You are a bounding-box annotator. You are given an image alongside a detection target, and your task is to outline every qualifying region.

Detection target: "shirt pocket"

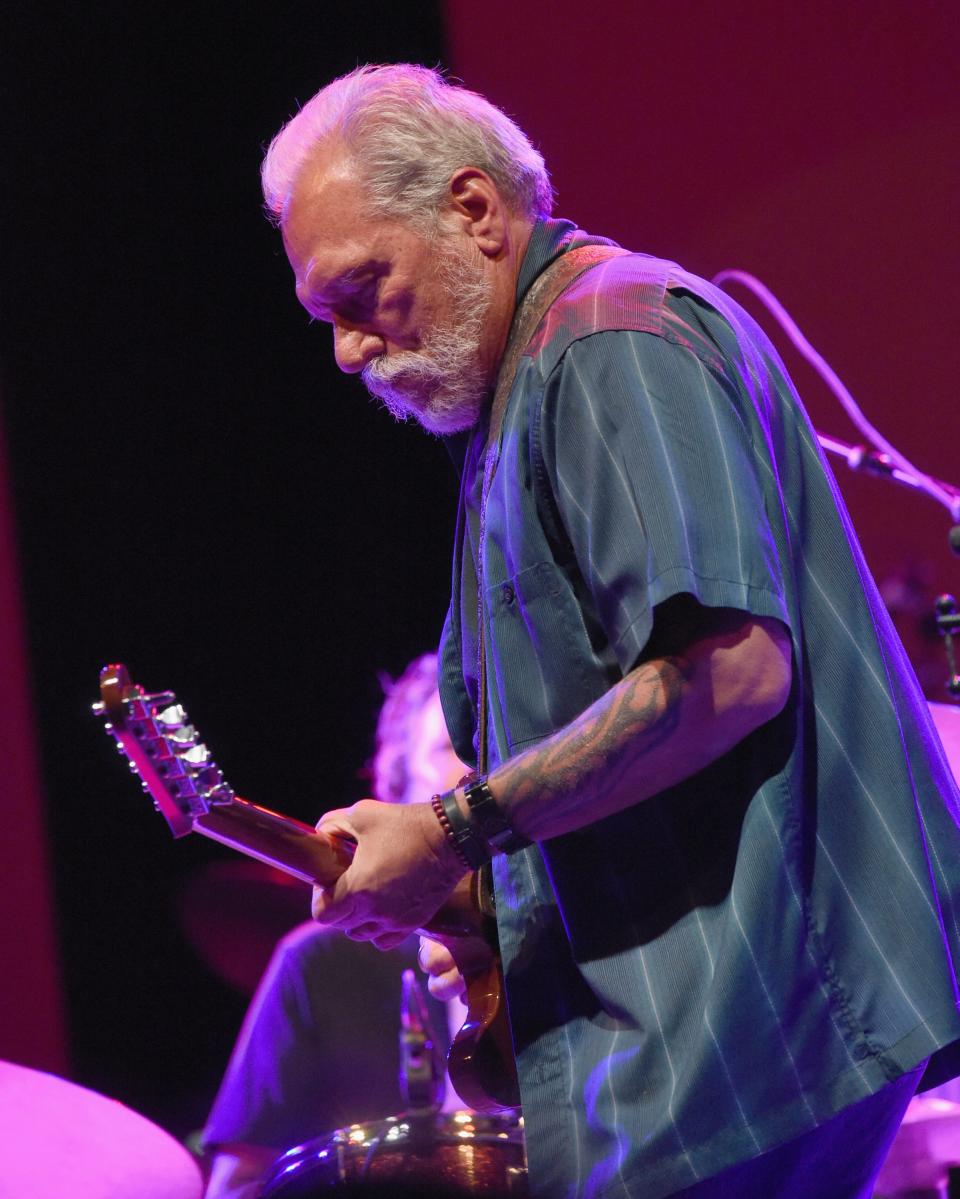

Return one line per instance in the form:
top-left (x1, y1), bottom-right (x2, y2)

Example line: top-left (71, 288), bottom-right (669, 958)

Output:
top-left (484, 559), bottom-right (613, 755)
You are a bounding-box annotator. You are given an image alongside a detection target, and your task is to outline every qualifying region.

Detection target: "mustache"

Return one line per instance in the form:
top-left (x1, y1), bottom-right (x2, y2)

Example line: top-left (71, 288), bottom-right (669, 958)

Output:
top-left (361, 351), bottom-right (446, 401)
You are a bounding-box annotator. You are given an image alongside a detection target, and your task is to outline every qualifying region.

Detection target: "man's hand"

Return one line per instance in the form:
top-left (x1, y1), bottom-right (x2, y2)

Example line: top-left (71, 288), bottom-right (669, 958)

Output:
top-left (312, 799), bottom-right (469, 950)
top-left (418, 936), bottom-right (468, 1001)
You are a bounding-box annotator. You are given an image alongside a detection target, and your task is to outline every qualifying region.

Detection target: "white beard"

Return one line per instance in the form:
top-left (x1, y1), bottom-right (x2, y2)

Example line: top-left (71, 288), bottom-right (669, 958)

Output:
top-left (361, 243), bottom-right (493, 435)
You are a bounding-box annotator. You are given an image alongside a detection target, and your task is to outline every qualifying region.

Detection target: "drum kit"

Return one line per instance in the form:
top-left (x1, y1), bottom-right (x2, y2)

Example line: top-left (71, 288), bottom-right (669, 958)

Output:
top-left (7, 1055), bottom-right (960, 1199)
top-left (0, 1056), bottom-right (525, 1199)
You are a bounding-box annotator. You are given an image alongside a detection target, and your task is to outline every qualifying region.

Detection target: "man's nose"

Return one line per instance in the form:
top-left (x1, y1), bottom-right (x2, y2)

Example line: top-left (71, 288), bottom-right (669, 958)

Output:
top-left (333, 324), bottom-right (383, 374)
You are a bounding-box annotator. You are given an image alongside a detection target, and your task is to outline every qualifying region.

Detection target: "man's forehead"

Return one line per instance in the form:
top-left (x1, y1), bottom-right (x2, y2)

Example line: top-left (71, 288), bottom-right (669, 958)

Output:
top-left (282, 166), bottom-right (369, 277)
top-left (286, 142), bottom-right (356, 203)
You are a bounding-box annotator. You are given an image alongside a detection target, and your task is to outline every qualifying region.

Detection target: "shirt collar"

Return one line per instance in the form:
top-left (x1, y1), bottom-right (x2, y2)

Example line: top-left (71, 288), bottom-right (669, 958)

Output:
top-left (515, 217), bottom-right (621, 306)
top-left (443, 218), bottom-right (620, 465)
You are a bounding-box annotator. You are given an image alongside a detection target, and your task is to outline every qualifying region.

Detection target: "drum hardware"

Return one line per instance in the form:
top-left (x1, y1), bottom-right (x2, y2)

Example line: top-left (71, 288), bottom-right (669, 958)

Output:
top-left (935, 595), bottom-right (960, 699)
top-left (261, 1108), bottom-right (526, 1196)
top-left (261, 969), bottom-right (527, 1196)
top-left (813, 427), bottom-right (960, 702)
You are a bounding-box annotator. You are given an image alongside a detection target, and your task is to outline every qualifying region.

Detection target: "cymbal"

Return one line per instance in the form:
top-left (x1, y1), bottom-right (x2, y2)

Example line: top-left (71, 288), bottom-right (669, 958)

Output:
top-left (0, 1060), bottom-right (202, 1198)
top-left (177, 859), bottom-right (313, 993)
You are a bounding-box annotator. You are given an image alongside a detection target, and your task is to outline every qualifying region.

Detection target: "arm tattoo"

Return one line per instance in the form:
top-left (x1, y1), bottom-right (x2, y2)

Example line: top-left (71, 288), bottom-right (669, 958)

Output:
top-left (494, 653), bottom-right (695, 837)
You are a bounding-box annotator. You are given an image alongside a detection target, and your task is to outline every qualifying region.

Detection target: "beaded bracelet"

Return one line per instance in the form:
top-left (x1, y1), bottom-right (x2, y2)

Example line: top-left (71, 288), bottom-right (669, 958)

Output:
top-left (431, 790), bottom-right (490, 871)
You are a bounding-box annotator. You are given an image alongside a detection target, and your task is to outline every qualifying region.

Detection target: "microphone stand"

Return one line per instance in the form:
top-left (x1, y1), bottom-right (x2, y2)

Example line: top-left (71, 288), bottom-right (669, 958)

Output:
top-left (817, 432), bottom-right (960, 700)
top-left (398, 968), bottom-right (445, 1117)
top-left (817, 433), bottom-right (960, 519)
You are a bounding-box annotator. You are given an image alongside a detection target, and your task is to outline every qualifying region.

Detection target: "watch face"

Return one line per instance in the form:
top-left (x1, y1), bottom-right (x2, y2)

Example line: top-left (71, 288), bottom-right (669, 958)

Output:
top-left (465, 779), bottom-right (531, 855)
top-left (467, 780), bottom-right (507, 836)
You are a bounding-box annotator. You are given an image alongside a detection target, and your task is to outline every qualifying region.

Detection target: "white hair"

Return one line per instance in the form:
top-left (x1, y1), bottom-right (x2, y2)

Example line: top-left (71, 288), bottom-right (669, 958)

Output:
top-left (261, 63), bottom-right (553, 229)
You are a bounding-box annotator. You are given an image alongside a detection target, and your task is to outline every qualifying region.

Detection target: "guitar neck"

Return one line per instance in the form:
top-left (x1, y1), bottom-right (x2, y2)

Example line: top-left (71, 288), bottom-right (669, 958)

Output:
top-left (188, 794), bottom-right (484, 942)
top-left (189, 795), bottom-right (353, 886)
top-left (94, 662), bottom-right (487, 943)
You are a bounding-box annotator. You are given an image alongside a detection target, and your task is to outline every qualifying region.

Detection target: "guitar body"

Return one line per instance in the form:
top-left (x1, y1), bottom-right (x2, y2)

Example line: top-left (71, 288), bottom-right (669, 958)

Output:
top-left (417, 871), bottom-right (518, 1113)
top-left (95, 664), bottom-right (519, 1113)
top-left (443, 942), bottom-right (517, 1113)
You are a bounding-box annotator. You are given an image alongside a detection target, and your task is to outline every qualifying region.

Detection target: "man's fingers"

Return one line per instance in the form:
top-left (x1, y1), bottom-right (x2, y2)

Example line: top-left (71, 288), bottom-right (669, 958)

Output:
top-left (343, 922), bottom-right (381, 941)
top-left (311, 882), bottom-right (357, 926)
top-left (308, 800), bottom-right (463, 950)
top-left (310, 885), bottom-right (331, 923)
top-left (315, 807), bottom-right (357, 838)
top-left (427, 967), bottom-right (466, 1002)
top-left (417, 936), bottom-right (456, 974)
top-left (417, 936), bottom-right (465, 1000)
top-left (372, 931), bottom-right (409, 951)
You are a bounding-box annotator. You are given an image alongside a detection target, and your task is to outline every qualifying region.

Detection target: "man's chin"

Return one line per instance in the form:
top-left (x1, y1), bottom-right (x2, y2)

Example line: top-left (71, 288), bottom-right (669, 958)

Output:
top-left (364, 382), bottom-right (481, 436)
top-left (416, 399), bottom-right (483, 436)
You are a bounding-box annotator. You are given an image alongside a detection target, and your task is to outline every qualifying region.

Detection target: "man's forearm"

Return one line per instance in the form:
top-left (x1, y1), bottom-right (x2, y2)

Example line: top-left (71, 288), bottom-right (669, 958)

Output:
top-left (475, 610), bottom-right (792, 845)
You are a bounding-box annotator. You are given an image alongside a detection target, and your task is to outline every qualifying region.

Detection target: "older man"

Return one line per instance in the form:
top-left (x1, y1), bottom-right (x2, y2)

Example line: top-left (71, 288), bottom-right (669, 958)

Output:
top-left (261, 65), bottom-right (960, 1198)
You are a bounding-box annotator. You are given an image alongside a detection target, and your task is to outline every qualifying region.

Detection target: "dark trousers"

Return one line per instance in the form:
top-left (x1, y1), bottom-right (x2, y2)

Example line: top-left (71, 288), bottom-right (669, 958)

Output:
top-left (669, 1065), bottom-right (924, 1199)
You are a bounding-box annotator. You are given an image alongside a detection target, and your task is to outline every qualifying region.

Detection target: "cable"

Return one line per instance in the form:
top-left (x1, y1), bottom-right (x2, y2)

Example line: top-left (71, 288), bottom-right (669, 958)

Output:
top-left (712, 268), bottom-right (960, 523)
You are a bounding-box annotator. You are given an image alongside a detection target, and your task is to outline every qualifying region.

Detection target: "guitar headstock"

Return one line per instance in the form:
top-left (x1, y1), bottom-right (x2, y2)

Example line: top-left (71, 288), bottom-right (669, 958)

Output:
top-left (93, 663), bottom-right (234, 837)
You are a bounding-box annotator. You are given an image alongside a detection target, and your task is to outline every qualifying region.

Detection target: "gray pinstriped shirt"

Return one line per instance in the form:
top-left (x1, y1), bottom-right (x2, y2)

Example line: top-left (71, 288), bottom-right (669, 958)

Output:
top-left (439, 219), bottom-right (960, 1198)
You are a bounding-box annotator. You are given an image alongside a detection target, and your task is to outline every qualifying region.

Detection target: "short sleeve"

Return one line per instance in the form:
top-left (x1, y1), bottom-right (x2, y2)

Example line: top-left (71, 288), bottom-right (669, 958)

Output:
top-left (538, 328), bottom-right (792, 672)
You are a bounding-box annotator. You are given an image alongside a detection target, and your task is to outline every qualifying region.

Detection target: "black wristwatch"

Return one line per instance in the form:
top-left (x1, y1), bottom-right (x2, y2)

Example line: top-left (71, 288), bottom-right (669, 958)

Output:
top-left (462, 774), bottom-right (532, 856)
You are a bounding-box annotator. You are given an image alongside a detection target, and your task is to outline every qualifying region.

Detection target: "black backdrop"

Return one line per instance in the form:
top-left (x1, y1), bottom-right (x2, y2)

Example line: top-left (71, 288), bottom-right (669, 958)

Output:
top-left (5, 2), bottom-right (451, 1133)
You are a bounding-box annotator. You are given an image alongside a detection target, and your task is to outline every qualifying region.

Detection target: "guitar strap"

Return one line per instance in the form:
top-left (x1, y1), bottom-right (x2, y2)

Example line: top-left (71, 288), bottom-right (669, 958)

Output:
top-left (476, 243), bottom-right (630, 775)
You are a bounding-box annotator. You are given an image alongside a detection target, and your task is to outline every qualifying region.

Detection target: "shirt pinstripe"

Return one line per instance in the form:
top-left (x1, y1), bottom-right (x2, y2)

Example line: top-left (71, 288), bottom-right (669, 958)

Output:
top-left (438, 220), bottom-right (960, 1198)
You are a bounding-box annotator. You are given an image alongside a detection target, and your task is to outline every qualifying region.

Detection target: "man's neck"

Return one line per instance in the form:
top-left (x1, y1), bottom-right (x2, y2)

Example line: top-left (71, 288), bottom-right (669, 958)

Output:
top-left (482, 216), bottom-right (535, 387)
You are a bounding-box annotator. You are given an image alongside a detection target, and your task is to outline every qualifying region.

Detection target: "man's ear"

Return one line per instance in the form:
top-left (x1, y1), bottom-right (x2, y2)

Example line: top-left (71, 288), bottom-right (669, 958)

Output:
top-left (446, 167), bottom-right (507, 258)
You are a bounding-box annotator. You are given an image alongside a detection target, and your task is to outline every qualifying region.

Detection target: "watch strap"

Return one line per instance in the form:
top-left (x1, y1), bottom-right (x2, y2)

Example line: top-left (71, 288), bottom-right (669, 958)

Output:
top-left (462, 774), bottom-right (531, 856)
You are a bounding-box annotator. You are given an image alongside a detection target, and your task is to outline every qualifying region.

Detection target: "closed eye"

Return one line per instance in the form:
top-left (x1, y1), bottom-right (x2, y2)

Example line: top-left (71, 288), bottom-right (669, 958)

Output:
top-left (305, 276), bottom-right (379, 327)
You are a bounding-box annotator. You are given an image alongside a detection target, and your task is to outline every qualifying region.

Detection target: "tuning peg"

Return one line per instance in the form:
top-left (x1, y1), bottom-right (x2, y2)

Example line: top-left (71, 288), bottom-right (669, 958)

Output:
top-left (180, 744), bottom-right (211, 767)
top-left (155, 704), bottom-right (187, 728)
top-left (166, 725), bottom-right (197, 747)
